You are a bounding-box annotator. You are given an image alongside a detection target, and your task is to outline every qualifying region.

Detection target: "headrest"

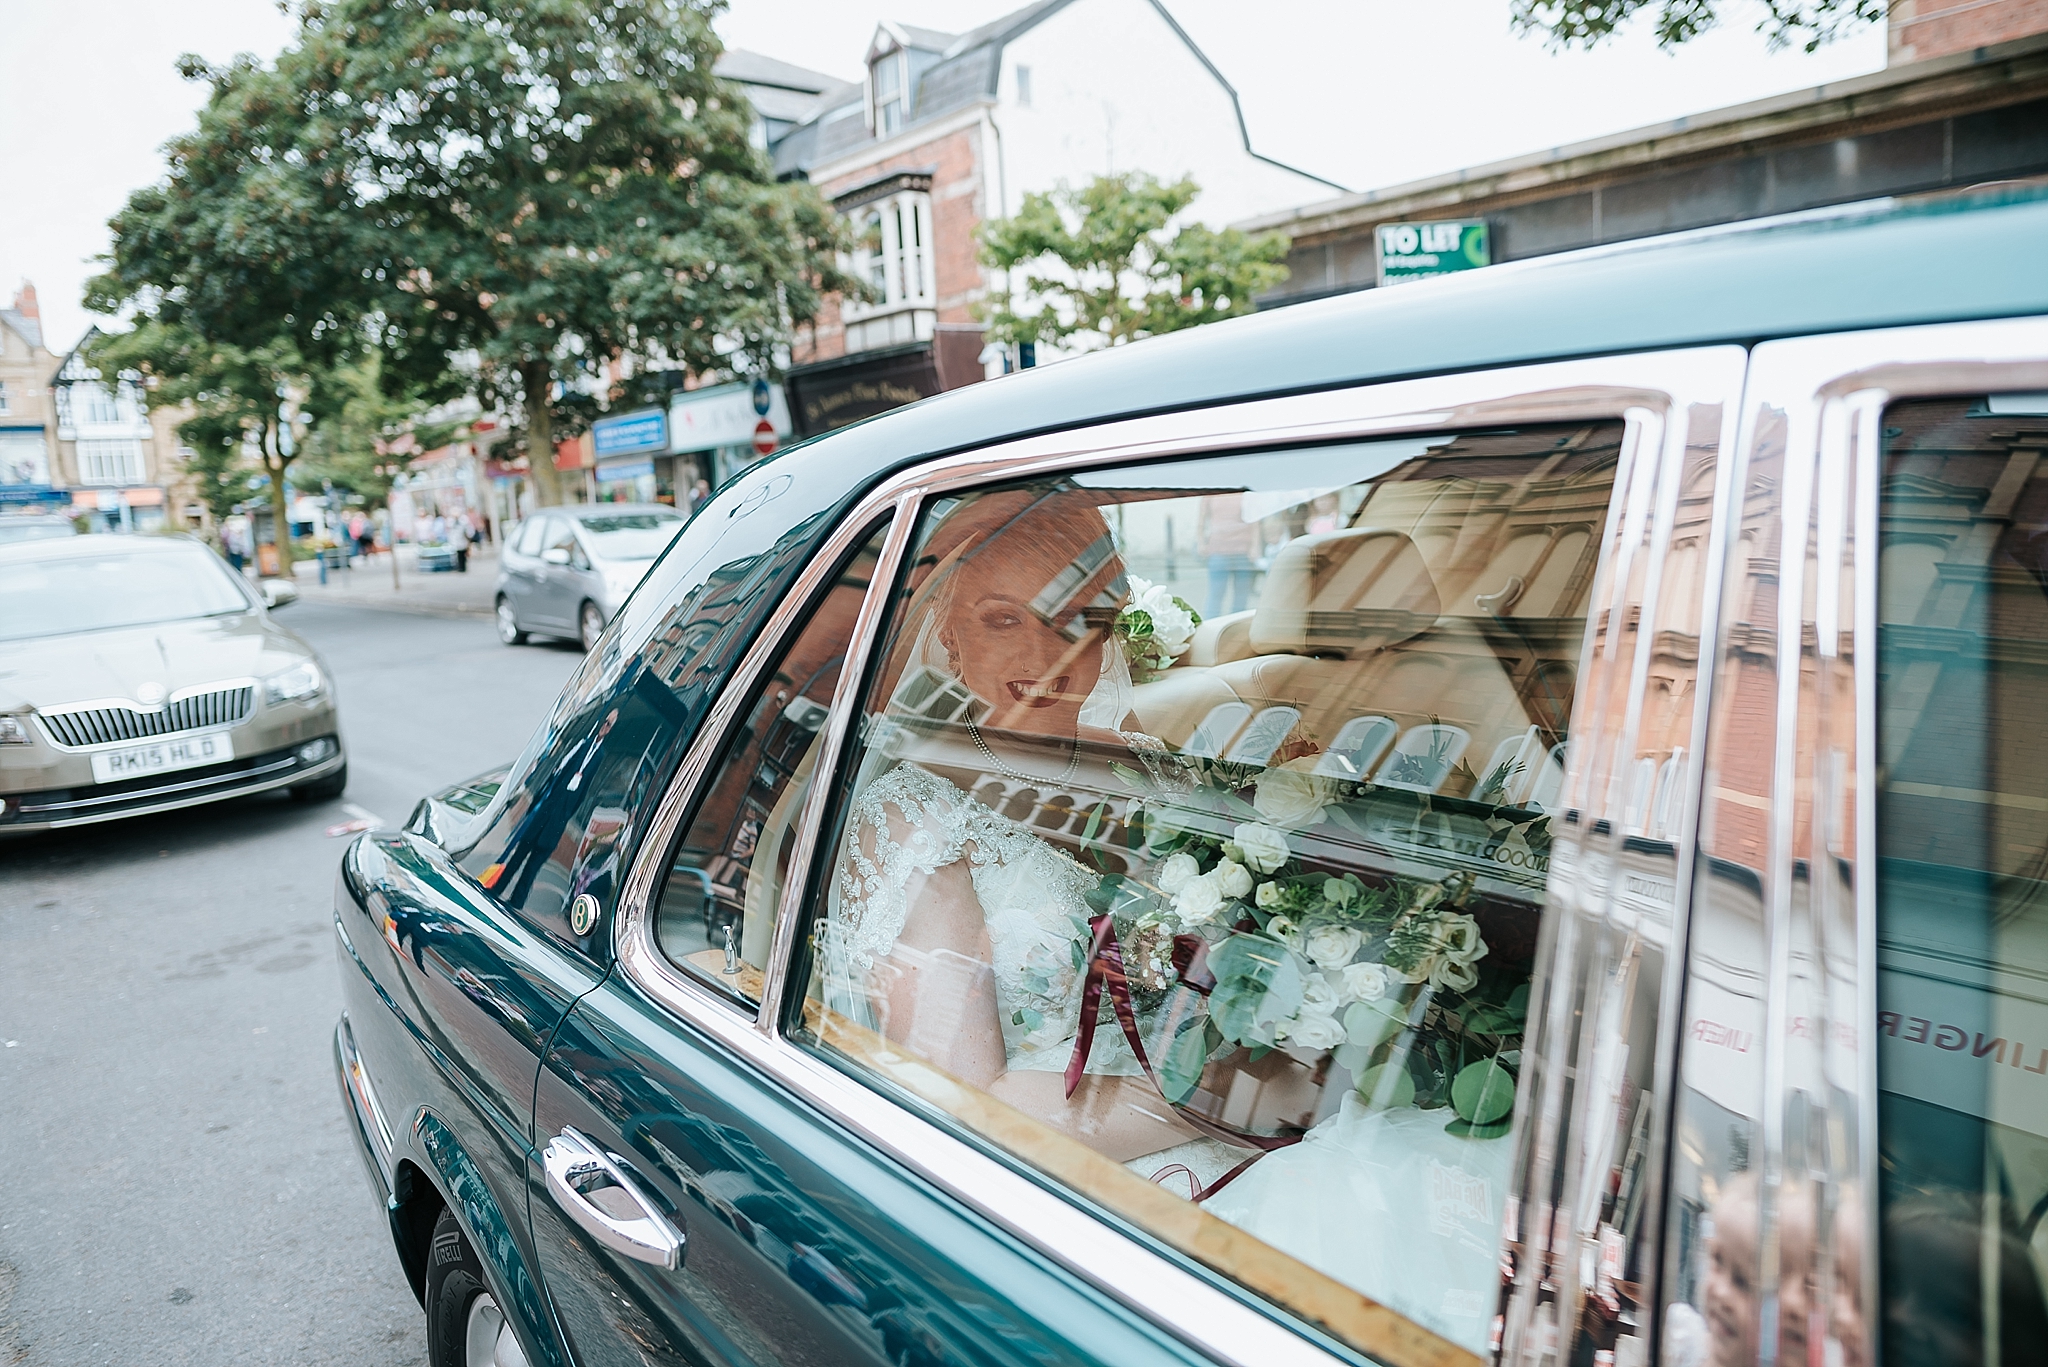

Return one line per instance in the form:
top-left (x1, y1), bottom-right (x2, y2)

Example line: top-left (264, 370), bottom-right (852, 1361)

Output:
top-left (1250, 529), bottom-right (1440, 659)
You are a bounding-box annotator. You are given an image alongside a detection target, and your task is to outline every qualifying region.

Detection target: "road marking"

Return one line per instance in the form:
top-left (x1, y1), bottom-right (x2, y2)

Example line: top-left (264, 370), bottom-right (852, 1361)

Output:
top-left (342, 802), bottom-right (386, 826)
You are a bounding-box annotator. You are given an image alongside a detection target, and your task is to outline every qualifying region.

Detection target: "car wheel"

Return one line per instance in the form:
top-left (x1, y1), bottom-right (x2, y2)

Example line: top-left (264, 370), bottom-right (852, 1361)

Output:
top-left (426, 1207), bottom-right (530, 1367)
top-left (578, 600), bottom-right (605, 652)
top-left (291, 763), bottom-right (347, 802)
top-left (496, 596), bottom-right (528, 646)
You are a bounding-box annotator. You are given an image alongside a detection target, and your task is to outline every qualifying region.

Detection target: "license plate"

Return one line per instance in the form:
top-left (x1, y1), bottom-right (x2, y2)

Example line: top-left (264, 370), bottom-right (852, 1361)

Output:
top-left (89, 731), bottom-right (235, 784)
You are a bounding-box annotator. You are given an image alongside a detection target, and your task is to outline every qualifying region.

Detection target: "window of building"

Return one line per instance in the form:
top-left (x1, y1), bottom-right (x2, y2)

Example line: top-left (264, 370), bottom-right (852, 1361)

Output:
top-left (871, 46), bottom-right (906, 137)
top-left (77, 438), bottom-right (145, 486)
top-left (1874, 395), bottom-right (2048, 1363)
top-left (0, 381), bottom-right (11, 415)
top-left (846, 191), bottom-right (933, 316)
top-left (795, 425), bottom-right (1637, 1355)
top-left (81, 384), bottom-right (122, 425)
top-left (1015, 64), bottom-right (1032, 107)
top-left (650, 521), bottom-right (890, 1007)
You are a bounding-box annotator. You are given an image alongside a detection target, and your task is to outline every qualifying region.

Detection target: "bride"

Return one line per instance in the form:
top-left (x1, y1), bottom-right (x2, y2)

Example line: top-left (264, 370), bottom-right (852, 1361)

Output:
top-left (821, 488), bottom-right (1250, 1183)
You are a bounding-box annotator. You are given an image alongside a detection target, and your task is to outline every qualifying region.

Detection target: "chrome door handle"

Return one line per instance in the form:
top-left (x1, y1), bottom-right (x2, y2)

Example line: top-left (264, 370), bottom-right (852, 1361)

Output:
top-left (542, 1128), bottom-right (684, 1269)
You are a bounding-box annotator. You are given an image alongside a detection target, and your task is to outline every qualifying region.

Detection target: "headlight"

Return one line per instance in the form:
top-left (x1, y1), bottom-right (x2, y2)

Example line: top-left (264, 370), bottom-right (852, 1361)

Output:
top-left (602, 569), bottom-right (640, 601)
top-left (265, 660), bottom-right (324, 705)
top-left (0, 716), bottom-right (31, 745)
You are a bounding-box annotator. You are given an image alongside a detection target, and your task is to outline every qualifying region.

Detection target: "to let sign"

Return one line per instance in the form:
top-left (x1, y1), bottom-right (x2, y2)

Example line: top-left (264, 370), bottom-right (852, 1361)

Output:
top-left (1376, 220), bottom-right (1491, 286)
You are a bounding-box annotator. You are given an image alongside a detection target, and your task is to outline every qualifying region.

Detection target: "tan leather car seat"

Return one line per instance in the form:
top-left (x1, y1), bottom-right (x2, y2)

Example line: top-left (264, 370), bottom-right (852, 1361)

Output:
top-left (1208, 528), bottom-right (1543, 798)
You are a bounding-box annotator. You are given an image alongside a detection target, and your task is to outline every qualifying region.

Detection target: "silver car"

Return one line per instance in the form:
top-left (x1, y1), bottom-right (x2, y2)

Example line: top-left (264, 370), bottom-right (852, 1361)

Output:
top-left (494, 503), bottom-right (685, 650)
top-left (0, 536), bottom-right (346, 832)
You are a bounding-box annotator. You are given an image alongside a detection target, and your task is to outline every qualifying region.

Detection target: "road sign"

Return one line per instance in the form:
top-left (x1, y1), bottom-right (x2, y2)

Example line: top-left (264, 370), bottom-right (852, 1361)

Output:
top-left (751, 376), bottom-right (772, 416)
top-left (752, 420), bottom-right (778, 457)
top-left (1376, 219), bottom-right (1490, 286)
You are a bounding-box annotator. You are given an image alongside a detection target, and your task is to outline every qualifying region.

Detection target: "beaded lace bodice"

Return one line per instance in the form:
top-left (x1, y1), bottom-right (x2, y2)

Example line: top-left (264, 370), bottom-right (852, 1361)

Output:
top-left (831, 762), bottom-right (1142, 1074)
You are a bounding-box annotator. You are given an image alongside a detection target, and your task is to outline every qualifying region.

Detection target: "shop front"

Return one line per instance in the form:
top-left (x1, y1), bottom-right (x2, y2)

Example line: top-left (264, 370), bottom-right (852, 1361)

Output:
top-left (69, 485), bottom-right (167, 533)
top-left (668, 378), bottom-right (793, 496)
top-left (592, 408), bottom-right (668, 503)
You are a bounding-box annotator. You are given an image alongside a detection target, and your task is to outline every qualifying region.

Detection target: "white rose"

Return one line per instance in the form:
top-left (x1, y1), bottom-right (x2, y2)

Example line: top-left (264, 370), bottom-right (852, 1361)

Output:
top-left (1301, 972), bottom-right (1340, 1013)
top-left (1280, 1008), bottom-right (1347, 1051)
top-left (1252, 766), bottom-right (1335, 830)
top-left (1323, 878), bottom-right (1356, 907)
top-left (1266, 915), bottom-right (1301, 948)
top-left (1304, 924), bottom-right (1363, 968)
top-left (1131, 577), bottom-right (1197, 660)
top-left (1156, 851), bottom-right (1200, 896)
top-left (1439, 913), bottom-right (1488, 966)
top-left (1173, 872), bottom-right (1225, 925)
top-left (1395, 952), bottom-right (1436, 985)
top-left (1429, 956), bottom-right (1481, 993)
top-left (1214, 858), bottom-right (1253, 899)
top-left (1341, 960), bottom-right (1392, 1002)
top-left (1231, 822), bottom-right (1290, 874)
top-left (1254, 880), bottom-right (1282, 908)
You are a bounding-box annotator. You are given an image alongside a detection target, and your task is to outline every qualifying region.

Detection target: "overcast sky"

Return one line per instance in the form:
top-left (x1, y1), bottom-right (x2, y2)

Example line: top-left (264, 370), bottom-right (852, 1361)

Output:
top-left (0, 0), bottom-right (1886, 356)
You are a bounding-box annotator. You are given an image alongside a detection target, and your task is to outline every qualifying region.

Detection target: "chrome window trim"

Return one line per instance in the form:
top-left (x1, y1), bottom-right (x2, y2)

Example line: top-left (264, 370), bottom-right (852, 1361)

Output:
top-left (1727, 315), bottom-right (2048, 1362)
top-left (612, 347), bottom-right (1752, 1367)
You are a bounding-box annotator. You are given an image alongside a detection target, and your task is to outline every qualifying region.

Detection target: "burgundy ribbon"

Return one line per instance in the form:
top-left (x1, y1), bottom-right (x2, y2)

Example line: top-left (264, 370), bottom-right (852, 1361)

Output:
top-left (1064, 912), bottom-right (1303, 1156)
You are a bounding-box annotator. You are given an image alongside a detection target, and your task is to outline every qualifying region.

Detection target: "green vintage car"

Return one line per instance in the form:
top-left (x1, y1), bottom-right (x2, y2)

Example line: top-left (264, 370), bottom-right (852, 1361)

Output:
top-left (336, 183), bottom-right (2048, 1367)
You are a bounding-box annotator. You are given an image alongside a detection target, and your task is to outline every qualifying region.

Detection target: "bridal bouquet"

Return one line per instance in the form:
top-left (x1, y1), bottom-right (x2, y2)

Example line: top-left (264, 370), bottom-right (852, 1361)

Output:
top-left (1083, 759), bottom-right (1536, 1139)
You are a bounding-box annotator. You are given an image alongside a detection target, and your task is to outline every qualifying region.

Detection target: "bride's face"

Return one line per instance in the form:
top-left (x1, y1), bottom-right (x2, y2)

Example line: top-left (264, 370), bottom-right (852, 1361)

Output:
top-left (945, 565), bottom-right (1107, 737)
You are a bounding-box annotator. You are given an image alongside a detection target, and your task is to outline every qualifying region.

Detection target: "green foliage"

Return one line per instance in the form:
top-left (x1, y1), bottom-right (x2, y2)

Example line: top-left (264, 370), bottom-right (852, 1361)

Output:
top-left (86, 41), bottom-right (368, 568)
top-left (284, 0), bottom-right (859, 501)
top-left (977, 173), bottom-right (1289, 352)
top-left (291, 352), bottom-right (431, 503)
top-left (1510, 0), bottom-right (1883, 52)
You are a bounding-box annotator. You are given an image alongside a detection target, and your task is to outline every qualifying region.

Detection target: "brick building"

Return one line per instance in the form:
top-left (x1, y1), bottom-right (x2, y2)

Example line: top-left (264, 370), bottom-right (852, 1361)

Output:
top-left (1241, 2), bottom-right (2048, 308)
top-left (764, 0), bottom-right (1339, 438)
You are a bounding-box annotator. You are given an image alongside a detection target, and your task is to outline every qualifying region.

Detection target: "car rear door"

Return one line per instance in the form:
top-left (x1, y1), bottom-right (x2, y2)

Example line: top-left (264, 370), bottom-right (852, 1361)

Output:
top-left (1659, 315), bottom-right (2048, 1367)
top-left (525, 348), bottom-right (1750, 1367)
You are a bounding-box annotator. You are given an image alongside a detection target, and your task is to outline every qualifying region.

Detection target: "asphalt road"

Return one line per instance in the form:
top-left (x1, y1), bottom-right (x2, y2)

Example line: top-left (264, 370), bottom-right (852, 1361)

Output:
top-left (0, 602), bottom-right (585, 1366)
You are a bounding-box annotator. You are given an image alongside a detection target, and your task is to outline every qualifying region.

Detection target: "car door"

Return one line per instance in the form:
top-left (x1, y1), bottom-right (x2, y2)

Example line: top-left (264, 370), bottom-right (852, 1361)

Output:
top-left (504, 516), bottom-right (550, 625)
top-left (527, 349), bottom-right (1747, 1367)
top-left (1658, 316), bottom-right (2048, 1367)
top-left (337, 813), bottom-right (607, 1367)
top-left (533, 517), bottom-right (587, 631)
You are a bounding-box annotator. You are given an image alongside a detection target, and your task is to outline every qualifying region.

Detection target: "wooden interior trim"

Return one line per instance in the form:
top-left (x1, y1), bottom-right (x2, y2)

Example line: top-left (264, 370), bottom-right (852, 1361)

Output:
top-left (801, 1001), bottom-right (1485, 1367)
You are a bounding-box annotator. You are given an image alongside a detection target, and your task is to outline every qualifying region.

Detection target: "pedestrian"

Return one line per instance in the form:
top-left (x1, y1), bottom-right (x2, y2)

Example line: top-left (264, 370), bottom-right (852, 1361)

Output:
top-left (1198, 491), bottom-right (1260, 617)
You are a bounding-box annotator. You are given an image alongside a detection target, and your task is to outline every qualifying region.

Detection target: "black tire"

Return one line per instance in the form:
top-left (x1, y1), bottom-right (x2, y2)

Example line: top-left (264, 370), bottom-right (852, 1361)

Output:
top-left (291, 763), bottom-right (347, 802)
top-left (426, 1207), bottom-right (523, 1367)
top-left (578, 600), bottom-right (606, 652)
top-left (496, 595), bottom-right (528, 646)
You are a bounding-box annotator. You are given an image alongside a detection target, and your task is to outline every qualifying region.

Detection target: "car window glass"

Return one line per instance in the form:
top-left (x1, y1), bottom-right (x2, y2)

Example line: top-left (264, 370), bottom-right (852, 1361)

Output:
top-left (1874, 395), bottom-right (2048, 1364)
top-left (793, 426), bottom-right (1627, 1354)
top-left (651, 521), bottom-right (890, 1007)
top-left (0, 547), bottom-right (251, 641)
top-left (514, 518), bottom-right (545, 556)
top-left (549, 520), bottom-right (588, 570)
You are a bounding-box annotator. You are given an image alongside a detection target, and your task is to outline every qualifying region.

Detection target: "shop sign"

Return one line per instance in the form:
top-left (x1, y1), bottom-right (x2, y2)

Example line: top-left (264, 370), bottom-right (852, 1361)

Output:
top-left (593, 408), bottom-right (668, 458)
top-left (785, 345), bottom-right (941, 438)
top-left (596, 459), bottom-right (655, 483)
top-left (669, 380), bottom-right (790, 452)
top-left (1376, 219), bottom-right (1491, 286)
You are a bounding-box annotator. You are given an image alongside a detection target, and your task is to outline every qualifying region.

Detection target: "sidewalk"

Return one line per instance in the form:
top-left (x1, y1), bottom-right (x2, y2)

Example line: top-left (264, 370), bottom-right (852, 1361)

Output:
top-left (287, 545), bottom-right (500, 619)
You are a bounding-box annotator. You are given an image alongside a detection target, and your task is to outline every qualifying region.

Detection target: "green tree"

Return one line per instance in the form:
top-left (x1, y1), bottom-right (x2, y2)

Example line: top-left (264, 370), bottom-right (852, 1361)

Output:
top-left (292, 352), bottom-right (429, 506)
top-left (290, 0), bottom-right (858, 505)
top-left (1510, 0), bottom-right (1882, 51)
top-left (87, 46), bottom-right (366, 574)
top-left (977, 173), bottom-right (1290, 354)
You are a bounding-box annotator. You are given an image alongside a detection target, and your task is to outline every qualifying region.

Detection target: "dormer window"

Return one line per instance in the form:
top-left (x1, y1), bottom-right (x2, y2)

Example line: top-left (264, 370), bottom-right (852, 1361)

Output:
top-left (871, 46), bottom-right (907, 136)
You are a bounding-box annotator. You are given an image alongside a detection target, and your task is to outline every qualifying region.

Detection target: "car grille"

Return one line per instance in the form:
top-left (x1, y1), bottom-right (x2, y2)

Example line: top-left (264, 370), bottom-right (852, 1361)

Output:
top-left (38, 686), bottom-right (256, 748)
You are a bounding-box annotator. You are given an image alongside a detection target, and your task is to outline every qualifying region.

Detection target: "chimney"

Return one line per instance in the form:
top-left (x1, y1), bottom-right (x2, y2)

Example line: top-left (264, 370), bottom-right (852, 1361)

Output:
top-left (1890, 0), bottom-right (2048, 65)
top-left (11, 281), bottom-right (38, 318)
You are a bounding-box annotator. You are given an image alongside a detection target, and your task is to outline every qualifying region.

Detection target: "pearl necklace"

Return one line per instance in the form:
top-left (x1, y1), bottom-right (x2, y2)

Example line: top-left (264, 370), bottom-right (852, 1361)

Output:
top-left (964, 717), bottom-right (1081, 787)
